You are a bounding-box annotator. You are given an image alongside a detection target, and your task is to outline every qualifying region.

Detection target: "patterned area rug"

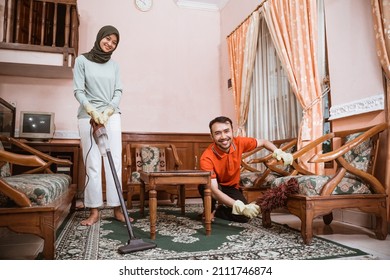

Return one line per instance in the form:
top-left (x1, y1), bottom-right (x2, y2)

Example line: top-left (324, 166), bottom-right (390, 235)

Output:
top-left (55, 204), bottom-right (371, 260)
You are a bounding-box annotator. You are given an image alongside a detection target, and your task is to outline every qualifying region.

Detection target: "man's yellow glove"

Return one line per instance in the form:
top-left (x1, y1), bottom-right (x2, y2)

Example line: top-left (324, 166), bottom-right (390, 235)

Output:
top-left (232, 200), bottom-right (260, 219)
top-left (272, 149), bottom-right (293, 166)
top-left (101, 107), bottom-right (115, 125)
top-left (84, 103), bottom-right (102, 124)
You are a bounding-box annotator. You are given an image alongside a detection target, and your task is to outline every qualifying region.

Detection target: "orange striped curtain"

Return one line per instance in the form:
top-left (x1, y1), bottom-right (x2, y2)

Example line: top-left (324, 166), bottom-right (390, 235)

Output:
top-left (227, 18), bottom-right (250, 134)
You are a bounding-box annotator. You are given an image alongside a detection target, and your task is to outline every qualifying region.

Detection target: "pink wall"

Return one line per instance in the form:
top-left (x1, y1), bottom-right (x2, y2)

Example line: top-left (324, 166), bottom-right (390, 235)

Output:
top-left (325, 0), bottom-right (384, 108)
top-left (324, 0), bottom-right (385, 130)
top-left (0, 0), bottom-right (222, 135)
top-left (0, 0), bottom-right (386, 137)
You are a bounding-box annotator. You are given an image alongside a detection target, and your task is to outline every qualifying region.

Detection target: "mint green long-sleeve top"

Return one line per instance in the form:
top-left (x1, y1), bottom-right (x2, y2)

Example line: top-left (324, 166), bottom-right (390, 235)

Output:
top-left (73, 55), bottom-right (123, 119)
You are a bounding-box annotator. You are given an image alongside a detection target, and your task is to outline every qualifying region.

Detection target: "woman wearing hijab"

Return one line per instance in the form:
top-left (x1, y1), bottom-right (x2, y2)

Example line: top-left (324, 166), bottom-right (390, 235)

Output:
top-left (74, 25), bottom-right (128, 226)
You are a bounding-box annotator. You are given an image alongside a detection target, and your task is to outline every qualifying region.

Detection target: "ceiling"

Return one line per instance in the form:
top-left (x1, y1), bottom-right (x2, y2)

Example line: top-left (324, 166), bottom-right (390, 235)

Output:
top-left (174, 0), bottom-right (230, 11)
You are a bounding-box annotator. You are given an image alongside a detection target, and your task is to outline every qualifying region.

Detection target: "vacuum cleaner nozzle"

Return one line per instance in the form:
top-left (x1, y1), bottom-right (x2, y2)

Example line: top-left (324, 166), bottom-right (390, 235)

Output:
top-left (118, 238), bottom-right (157, 254)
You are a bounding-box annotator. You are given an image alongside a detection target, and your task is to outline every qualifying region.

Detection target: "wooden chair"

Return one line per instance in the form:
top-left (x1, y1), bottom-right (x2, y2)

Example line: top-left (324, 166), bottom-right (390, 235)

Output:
top-left (260, 123), bottom-right (388, 245)
top-left (122, 143), bottom-right (183, 208)
top-left (0, 136), bottom-right (76, 259)
top-left (240, 138), bottom-right (297, 202)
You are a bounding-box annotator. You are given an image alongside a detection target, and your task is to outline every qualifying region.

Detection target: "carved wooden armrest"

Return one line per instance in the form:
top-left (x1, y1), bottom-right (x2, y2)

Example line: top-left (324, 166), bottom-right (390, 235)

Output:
top-left (169, 144), bottom-right (183, 169)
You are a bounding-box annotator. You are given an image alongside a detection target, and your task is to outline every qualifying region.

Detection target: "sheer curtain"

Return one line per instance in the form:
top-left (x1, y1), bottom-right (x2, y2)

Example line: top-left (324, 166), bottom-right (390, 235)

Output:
top-left (247, 13), bottom-right (302, 141)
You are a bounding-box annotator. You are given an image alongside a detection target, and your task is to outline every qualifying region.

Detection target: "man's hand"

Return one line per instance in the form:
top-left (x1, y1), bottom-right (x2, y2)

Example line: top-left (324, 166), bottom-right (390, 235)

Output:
top-left (272, 149), bottom-right (293, 166)
top-left (101, 107), bottom-right (114, 125)
top-left (232, 200), bottom-right (260, 218)
top-left (84, 103), bottom-right (102, 124)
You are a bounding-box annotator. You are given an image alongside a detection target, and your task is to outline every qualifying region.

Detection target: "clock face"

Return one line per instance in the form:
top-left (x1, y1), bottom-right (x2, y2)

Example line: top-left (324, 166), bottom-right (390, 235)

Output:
top-left (135, 0), bottom-right (153, 12)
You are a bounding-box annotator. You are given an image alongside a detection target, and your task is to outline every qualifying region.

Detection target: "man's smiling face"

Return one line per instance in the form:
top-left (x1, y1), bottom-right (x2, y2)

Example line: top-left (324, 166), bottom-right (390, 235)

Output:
top-left (210, 121), bottom-right (233, 153)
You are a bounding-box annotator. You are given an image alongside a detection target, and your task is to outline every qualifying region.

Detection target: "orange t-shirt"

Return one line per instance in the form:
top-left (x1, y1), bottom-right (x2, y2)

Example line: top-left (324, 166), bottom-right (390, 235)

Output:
top-left (200, 137), bottom-right (257, 189)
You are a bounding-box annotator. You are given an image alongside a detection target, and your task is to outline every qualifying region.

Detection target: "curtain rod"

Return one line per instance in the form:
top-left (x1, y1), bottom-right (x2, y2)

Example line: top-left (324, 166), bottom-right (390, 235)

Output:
top-left (227, 0), bottom-right (268, 38)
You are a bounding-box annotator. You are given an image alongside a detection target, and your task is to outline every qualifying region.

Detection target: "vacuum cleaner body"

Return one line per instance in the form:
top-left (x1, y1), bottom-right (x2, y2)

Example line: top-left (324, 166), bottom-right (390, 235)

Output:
top-left (90, 119), bottom-right (157, 253)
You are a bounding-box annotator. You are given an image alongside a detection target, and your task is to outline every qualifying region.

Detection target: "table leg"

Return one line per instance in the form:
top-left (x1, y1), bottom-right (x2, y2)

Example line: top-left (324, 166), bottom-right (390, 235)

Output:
top-left (204, 183), bottom-right (212, 236)
top-left (179, 184), bottom-right (185, 215)
top-left (149, 185), bottom-right (157, 240)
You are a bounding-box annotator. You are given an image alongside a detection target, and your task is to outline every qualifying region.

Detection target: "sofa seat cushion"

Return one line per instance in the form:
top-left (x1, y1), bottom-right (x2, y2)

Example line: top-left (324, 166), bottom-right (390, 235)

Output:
top-left (270, 174), bottom-right (372, 196)
top-left (0, 173), bottom-right (72, 207)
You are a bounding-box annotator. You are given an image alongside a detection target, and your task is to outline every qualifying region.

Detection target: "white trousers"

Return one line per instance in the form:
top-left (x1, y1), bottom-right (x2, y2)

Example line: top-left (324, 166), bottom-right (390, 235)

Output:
top-left (78, 114), bottom-right (122, 208)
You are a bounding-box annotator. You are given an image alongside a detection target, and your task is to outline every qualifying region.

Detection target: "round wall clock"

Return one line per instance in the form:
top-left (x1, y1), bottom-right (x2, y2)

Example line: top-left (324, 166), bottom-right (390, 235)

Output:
top-left (135, 0), bottom-right (153, 12)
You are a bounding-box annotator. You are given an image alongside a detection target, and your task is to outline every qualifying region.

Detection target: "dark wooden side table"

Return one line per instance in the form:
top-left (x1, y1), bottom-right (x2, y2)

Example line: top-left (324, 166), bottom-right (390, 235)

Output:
top-left (139, 170), bottom-right (211, 240)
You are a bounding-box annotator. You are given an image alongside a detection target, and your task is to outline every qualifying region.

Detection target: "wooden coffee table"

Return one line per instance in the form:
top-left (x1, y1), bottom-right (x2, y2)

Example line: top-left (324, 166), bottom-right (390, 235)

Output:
top-left (139, 170), bottom-right (212, 240)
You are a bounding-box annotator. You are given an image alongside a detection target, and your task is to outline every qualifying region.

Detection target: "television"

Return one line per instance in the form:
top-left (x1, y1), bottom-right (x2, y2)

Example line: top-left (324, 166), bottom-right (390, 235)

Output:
top-left (0, 98), bottom-right (16, 138)
top-left (19, 111), bottom-right (55, 141)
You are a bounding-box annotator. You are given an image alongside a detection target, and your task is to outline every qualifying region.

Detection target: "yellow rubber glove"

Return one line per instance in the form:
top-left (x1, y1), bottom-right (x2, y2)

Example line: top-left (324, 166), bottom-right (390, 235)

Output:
top-left (101, 107), bottom-right (115, 125)
top-left (281, 152), bottom-right (293, 166)
top-left (272, 149), bottom-right (283, 160)
top-left (272, 149), bottom-right (293, 166)
top-left (242, 203), bottom-right (260, 218)
top-left (232, 200), bottom-right (260, 218)
top-left (84, 103), bottom-right (102, 124)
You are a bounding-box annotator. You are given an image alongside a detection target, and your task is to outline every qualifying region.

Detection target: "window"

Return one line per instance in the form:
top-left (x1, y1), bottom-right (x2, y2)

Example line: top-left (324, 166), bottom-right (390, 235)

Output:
top-left (246, 14), bottom-right (302, 141)
top-left (246, 0), bottom-right (330, 150)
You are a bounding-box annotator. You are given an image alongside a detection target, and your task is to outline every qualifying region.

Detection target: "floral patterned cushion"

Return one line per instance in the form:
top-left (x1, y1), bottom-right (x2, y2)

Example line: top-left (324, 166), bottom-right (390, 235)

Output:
top-left (0, 173), bottom-right (72, 207)
top-left (0, 141), bottom-right (11, 178)
top-left (270, 174), bottom-right (372, 196)
top-left (131, 171), bottom-right (141, 183)
top-left (343, 132), bottom-right (372, 172)
top-left (140, 147), bottom-right (160, 172)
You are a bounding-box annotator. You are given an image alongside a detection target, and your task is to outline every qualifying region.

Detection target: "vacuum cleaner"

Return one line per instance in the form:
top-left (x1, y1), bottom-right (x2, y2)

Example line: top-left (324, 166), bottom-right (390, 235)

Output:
top-left (90, 119), bottom-right (157, 253)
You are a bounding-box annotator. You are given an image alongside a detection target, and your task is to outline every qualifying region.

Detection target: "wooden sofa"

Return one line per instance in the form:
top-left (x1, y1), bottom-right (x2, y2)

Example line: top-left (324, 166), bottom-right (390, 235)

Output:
top-left (0, 136), bottom-right (76, 259)
top-left (259, 123), bottom-right (388, 244)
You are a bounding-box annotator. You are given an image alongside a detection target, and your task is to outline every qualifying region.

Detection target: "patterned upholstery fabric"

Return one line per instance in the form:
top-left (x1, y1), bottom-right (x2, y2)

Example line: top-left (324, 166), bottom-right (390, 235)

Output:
top-left (270, 174), bottom-right (371, 196)
top-left (0, 173), bottom-right (72, 206)
top-left (0, 141), bottom-right (11, 178)
top-left (141, 147), bottom-right (160, 172)
top-left (269, 132), bottom-right (374, 196)
top-left (131, 146), bottom-right (165, 183)
top-left (0, 140), bottom-right (72, 207)
top-left (343, 132), bottom-right (372, 172)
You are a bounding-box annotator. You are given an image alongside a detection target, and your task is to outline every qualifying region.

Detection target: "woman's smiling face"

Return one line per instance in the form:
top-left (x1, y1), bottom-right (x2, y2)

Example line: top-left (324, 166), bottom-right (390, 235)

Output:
top-left (100, 34), bottom-right (118, 53)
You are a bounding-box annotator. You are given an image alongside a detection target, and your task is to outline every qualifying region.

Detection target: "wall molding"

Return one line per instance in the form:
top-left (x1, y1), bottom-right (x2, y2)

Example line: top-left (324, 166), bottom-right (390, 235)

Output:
top-left (329, 94), bottom-right (385, 120)
top-left (174, 0), bottom-right (229, 11)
